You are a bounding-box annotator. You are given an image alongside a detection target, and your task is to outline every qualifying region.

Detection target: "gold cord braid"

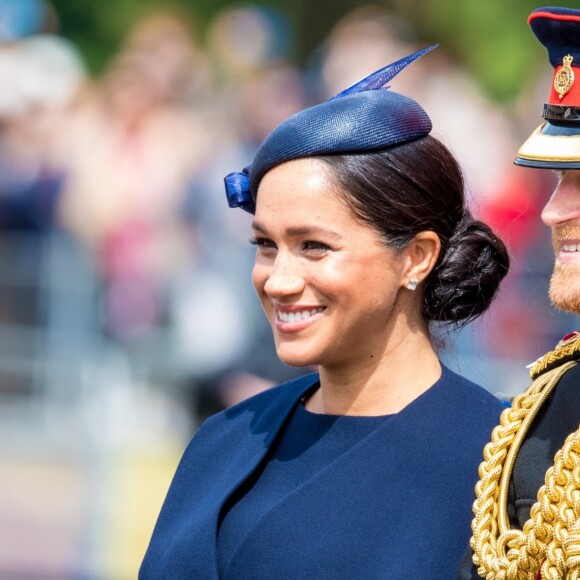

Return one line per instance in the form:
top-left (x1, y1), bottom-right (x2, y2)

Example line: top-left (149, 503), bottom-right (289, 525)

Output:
top-left (470, 360), bottom-right (580, 579)
top-left (530, 337), bottom-right (580, 380)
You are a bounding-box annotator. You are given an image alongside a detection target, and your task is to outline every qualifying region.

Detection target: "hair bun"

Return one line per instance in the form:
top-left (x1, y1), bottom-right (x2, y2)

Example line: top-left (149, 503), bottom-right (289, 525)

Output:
top-left (423, 214), bottom-right (509, 325)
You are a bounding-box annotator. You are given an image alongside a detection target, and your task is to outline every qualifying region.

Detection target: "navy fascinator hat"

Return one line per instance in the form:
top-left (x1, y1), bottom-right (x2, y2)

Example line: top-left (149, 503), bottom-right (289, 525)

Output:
top-left (224, 45), bottom-right (437, 214)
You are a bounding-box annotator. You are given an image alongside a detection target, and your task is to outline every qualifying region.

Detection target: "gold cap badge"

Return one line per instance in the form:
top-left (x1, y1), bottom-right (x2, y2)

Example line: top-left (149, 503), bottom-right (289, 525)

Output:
top-left (554, 54), bottom-right (575, 99)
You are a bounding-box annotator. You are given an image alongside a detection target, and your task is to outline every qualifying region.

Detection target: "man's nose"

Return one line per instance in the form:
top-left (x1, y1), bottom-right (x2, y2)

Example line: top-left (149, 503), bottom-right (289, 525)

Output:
top-left (541, 179), bottom-right (580, 227)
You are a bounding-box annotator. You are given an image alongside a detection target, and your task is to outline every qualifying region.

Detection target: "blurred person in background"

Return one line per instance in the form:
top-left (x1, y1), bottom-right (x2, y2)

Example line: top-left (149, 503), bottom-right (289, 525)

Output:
top-left (316, 4), bottom-right (518, 198)
top-left (140, 47), bottom-right (509, 579)
top-left (55, 11), bottom-right (213, 343)
top-left (0, 0), bottom-right (87, 366)
top-left (0, 0), bottom-right (84, 231)
top-left (463, 7), bottom-right (580, 579)
top-left (177, 5), bottom-right (309, 420)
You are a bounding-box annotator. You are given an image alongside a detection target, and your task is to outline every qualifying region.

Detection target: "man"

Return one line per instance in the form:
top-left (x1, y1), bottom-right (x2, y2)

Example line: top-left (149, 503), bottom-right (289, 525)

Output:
top-left (460, 6), bottom-right (580, 579)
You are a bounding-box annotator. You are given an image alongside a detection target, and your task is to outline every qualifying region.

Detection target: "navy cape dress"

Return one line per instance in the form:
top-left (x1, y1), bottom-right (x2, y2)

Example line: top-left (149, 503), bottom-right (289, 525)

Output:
top-left (140, 364), bottom-right (503, 580)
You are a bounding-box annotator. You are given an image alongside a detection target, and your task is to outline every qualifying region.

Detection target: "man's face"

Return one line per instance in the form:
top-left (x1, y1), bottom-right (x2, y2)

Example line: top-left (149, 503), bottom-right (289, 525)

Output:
top-left (541, 170), bottom-right (580, 312)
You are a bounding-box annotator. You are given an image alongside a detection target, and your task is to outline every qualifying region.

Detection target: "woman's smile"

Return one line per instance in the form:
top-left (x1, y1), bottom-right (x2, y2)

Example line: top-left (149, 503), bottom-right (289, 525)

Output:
top-left (275, 306), bottom-right (326, 331)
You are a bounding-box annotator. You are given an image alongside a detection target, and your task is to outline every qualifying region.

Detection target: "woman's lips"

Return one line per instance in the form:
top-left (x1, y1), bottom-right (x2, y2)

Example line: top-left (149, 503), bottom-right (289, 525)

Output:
top-left (274, 307), bottom-right (325, 331)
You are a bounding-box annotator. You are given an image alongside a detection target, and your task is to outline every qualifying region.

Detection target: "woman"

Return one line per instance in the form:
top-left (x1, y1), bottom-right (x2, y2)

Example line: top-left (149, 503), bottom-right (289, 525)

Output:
top-left (140, 47), bottom-right (509, 580)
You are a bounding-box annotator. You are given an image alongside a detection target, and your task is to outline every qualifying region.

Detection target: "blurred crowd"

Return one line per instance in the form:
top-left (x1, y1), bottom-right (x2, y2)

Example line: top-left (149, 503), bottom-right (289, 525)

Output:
top-left (0, 1), bottom-right (576, 578)
top-left (0, 1), bottom-right (309, 415)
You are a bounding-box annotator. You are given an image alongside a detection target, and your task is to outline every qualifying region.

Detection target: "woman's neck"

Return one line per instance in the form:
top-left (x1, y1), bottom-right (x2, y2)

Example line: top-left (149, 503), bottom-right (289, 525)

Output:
top-left (304, 328), bottom-right (441, 416)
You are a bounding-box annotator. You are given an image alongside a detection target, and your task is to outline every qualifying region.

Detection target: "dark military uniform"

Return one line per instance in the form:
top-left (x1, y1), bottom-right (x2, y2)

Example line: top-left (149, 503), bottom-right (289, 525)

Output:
top-left (458, 352), bottom-right (580, 578)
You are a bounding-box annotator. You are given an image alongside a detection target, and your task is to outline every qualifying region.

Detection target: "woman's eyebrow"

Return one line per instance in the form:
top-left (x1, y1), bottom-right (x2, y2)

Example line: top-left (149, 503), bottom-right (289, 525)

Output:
top-left (251, 222), bottom-right (343, 240)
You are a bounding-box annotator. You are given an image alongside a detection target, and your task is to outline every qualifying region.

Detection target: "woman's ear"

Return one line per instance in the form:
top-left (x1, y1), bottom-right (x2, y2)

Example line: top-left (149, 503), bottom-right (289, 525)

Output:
top-left (402, 231), bottom-right (441, 289)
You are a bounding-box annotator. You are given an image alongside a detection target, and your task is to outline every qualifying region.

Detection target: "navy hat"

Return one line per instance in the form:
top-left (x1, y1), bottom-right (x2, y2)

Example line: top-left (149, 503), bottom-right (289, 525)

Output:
top-left (224, 45), bottom-right (436, 214)
top-left (516, 7), bottom-right (580, 169)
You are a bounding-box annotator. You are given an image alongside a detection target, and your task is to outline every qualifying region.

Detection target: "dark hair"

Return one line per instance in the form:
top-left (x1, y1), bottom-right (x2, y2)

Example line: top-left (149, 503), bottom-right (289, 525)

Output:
top-left (316, 135), bottom-right (509, 326)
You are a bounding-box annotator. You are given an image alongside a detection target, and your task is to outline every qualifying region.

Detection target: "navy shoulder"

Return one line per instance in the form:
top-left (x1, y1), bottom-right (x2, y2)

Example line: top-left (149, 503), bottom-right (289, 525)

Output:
top-left (441, 364), bottom-right (504, 415)
top-left (175, 373), bottom-right (319, 477)
top-left (224, 372), bottom-right (319, 417)
top-left (196, 372), bottom-right (319, 432)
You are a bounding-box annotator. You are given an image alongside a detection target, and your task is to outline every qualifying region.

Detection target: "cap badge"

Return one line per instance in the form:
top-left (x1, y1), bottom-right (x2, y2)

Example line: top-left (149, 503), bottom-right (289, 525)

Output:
top-left (554, 54), bottom-right (575, 99)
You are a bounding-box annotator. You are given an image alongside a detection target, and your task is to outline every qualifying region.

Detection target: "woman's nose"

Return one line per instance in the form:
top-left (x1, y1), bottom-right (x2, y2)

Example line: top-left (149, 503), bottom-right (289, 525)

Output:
top-left (263, 256), bottom-right (305, 298)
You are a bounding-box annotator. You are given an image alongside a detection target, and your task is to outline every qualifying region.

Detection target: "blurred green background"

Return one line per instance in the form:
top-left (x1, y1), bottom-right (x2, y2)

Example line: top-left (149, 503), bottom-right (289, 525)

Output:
top-left (52, 0), bottom-right (580, 101)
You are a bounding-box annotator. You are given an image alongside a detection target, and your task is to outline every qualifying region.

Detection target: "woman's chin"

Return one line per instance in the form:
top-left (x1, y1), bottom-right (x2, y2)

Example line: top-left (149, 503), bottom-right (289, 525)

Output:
top-left (275, 347), bottom-right (319, 369)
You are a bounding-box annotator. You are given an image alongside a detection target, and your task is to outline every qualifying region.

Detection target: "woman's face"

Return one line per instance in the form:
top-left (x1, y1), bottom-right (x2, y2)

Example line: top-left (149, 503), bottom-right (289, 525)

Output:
top-left (252, 157), bottom-right (410, 371)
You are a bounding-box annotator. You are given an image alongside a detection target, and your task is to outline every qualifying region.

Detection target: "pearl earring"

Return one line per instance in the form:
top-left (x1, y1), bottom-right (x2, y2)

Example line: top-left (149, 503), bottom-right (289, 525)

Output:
top-left (406, 278), bottom-right (418, 291)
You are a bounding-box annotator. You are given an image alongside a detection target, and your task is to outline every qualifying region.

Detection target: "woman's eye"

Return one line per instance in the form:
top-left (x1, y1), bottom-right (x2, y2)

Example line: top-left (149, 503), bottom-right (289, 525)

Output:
top-left (302, 240), bottom-right (331, 252)
top-left (250, 237), bottom-right (330, 254)
top-left (250, 236), bottom-right (276, 250)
